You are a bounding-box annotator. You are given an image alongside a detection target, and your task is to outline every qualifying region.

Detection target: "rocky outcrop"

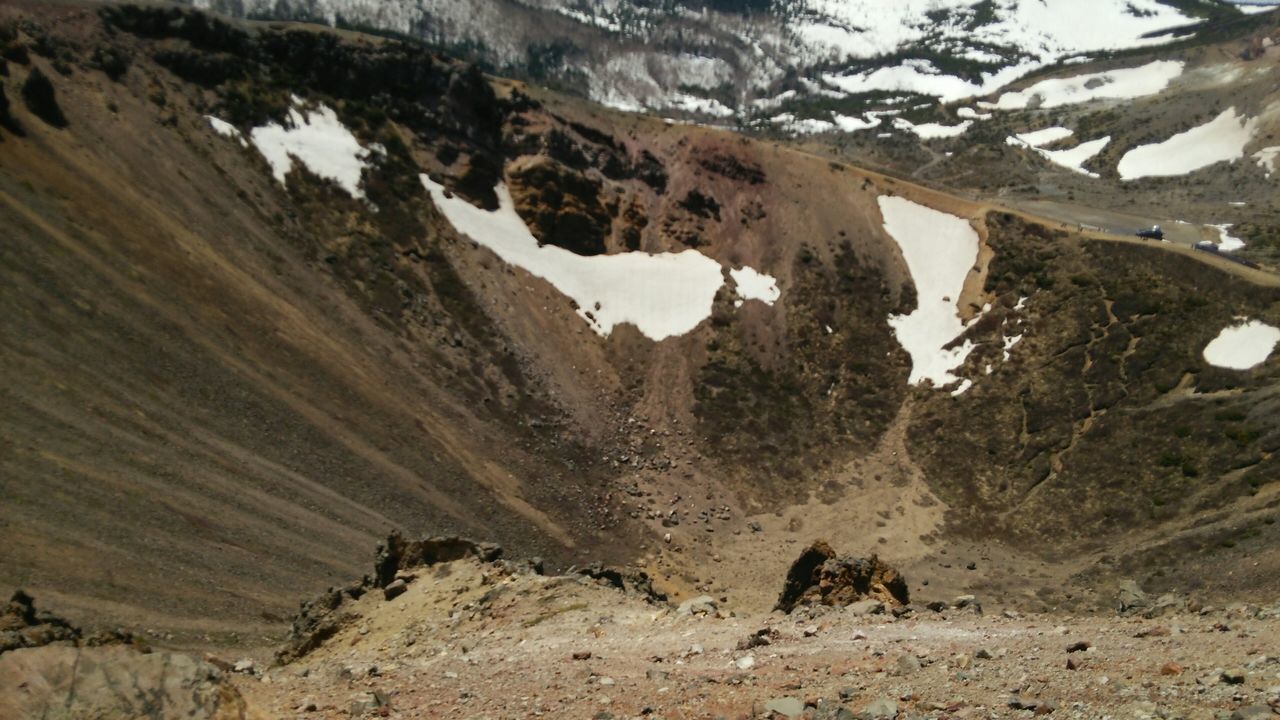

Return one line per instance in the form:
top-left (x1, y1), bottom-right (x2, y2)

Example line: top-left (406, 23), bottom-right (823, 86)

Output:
top-left (277, 533), bottom-right (503, 663)
top-left (507, 156), bottom-right (613, 256)
top-left (0, 644), bottom-right (248, 720)
top-left (1, 590), bottom-right (133, 656)
top-left (574, 562), bottom-right (667, 604)
top-left (698, 152), bottom-right (766, 185)
top-left (373, 532), bottom-right (503, 587)
top-left (775, 541), bottom-right (909, 613)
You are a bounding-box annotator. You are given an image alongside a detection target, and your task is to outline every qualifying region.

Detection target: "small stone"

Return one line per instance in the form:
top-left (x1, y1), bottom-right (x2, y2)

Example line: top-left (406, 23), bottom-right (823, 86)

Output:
top-left (975, 648), bottom-right (993, 660)
top-left (233, 659), bottom-right (255, 674)
top-left (1066, 641), bottom-right (1091, 653)
top-left (803, 625), bottom-right (819, 637)
top-left (1160, 662), bottom-right (1183, 676)
top-left (735, 655), bottom-right (756, 670)
top-left (896, 654), bottom-right (921, 676)
top-left (1066, 657), bottom-right (1081, 671)
top-left (1230, 707), bottom-right (1274, 720)
top-left (383, 579), bottom-right (407, 601)
top-left (847, 599), bottom-right (885, 616)
top-left (598, 677), bottom-right (615, 686)
top-left (1221, 668), bottom-right (1247, 685)
top-left (572, 651), bottom-right (592, 660)
top-left (677, 595), bottom-right (717, 616)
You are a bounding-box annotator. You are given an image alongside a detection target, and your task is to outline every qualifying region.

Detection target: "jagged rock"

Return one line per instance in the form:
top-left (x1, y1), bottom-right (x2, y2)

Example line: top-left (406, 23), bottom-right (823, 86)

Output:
top-left (575, 562), bottom-right (667, 603)
top-left (374, 532), bottom-right (502, 588)
top-left (697, 152), bottom-right (766, 185)
top-left (736, 628), bottom-right (776, 650)
top-left (774, 541), bottom-right (908, 613)
top-left (20, 68), bottom-right (67, 128)
top-left (678, 189), bottom-right (721, 221)
top-left (0, 644), bottom-right (247, 719)
top-left (507, 156), bottom-right (612, 255)
top-left (0, 590), bottom-right (115, 654)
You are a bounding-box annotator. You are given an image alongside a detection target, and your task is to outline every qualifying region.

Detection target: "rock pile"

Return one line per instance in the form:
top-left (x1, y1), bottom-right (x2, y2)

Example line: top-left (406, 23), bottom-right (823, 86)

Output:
top-left (774, 541), bottom-right (909, 613)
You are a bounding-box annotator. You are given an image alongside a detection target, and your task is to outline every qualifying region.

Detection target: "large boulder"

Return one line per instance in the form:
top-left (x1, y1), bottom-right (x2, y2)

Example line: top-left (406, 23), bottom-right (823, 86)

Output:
top-left (506, 156), bottom-right (612, 256)
top-left (775, 541), bottom-right (909, 613)
top-left (0, 644), bottom-right (247, 720)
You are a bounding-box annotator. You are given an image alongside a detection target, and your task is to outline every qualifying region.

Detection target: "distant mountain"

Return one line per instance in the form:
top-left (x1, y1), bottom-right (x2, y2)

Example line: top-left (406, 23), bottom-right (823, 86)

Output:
top-left (184, 0), bottom-right (1271, 123)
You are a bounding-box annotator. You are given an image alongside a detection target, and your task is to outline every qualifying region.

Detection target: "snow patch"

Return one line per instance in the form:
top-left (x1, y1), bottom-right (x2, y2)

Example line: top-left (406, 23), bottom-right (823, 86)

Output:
top-left (250, 102), bottom-right (372, 198)
top-left (893, 118), bottom-right (972, 139)
top-left (988, 60), bottom-right (1184, 111)
top-left (206, 116), bottom-right (246, 147)
top-left (1203, 320), bottom-right (1280, 370)
top-left (730, 266), bottom-right (781, 306)
top-left (878, 196), bottom-right (980, 389)
top-left (1210, 224), bottom-right (1246, 253)
top-left (1255, 146), bottom-right (1280, 178)
top-left (422, 176), bottom-right (737, 341)
top-left (1117, 108), bottom-right (1257, 181)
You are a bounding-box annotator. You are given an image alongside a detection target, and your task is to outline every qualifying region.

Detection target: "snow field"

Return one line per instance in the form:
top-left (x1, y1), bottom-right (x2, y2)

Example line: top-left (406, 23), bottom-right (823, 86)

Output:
top-left (422, 176), bottom-right (778, 341)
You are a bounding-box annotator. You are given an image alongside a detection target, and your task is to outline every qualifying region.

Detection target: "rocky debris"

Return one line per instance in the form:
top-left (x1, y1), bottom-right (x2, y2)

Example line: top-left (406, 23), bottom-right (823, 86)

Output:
top-left (1066, 641), bottom-right (1091, 653)
top-left (775, 542), bottom-right (908, 614)
top-left (951, 594), bottom-right (982, 614)
top-left (737, 627), bottom-right (778, 650)
top-left (0, 590), bottom-right (132, 655)
top-left (20, 67), bottom-right (67, 128)
top-left (0, 644), bottom-right (247, 719)
top-left (574, 562), bottom-right (667, 603)
top-left (1117, 579), bottom-right (1150, 616)
top-left (374, 532), bottom-right (502, 587)
top-left (506, 156), bottom-right (612, 255)
top-left (275, 579), bottom-right (369, 665)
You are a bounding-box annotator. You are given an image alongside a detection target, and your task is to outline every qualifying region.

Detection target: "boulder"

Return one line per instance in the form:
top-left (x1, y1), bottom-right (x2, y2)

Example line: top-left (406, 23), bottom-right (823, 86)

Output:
top-left (775, 541), bottom-right (908, 613)
top-left (764, 697), bottom-right (805, 717)
top-left (20, 68), bottom-right (67, 128)
top-left (1116, 579), bottom-right (1149, 616)
top-left (677, 595), bottom-right (717, 616)
top-left (0, 644), bottom-right (247, 719)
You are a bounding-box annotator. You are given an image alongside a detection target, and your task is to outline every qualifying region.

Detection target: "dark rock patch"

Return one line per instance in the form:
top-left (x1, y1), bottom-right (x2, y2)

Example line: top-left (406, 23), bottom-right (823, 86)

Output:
top-left (775, 541), bottom-right (909, 613)
top-left (21, 67), bottom-right (67, 128)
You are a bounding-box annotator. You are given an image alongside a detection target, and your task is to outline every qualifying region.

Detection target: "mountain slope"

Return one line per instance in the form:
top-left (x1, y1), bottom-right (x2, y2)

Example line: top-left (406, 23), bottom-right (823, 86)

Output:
top-left (1, 1), bottom-right (1279, 647)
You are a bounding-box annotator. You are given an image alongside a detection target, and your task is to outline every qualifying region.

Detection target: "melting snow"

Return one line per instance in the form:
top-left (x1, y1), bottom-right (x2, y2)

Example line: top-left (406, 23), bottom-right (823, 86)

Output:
top-left (206, 116), bottom-right (247, 147)
top-left (1210, 225), bottom-right (1246, 253)
top-left (730, 266), bottom-right (781, 305)
top-left (1002, 333), bottom-right (1024, 362)
top-left (1203, 320), bottom-right (1280, 370)
top-left (1255, 147), bottom-right (1280, 178)
top-left (878, 196), bottom-right (980, 389)
top-left (422, 176), bottom-right (778, 341)
top-left (1117, 107), bottom-right (1258, 181)
top-left (1007, 127), bottom-right (1110, 177)
top-left (986, 60), bottom-right (1184, 111)
top-left (956, 107), bottom-right (992, 121)
top-left (250, 102), bottom-right (372, 198)
top-left (893, 118), bottom-right (972, 139)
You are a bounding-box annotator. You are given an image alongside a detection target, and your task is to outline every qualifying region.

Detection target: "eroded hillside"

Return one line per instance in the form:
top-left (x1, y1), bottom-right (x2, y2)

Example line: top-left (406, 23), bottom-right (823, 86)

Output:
top-left (1, 1), bottom-right (1278, 651)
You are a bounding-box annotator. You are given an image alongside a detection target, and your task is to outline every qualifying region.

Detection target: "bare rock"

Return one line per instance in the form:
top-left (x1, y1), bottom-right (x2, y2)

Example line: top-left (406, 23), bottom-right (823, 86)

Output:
top-left (775, 541), bottom-right (908, 614)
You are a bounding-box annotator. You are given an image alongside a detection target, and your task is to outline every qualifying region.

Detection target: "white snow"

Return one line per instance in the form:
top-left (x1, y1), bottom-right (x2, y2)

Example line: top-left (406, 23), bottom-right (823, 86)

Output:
top-left (422, 176), bottom-right (733, 341)
top-left (893, 118), bottom-right (972, 139)
top-left (988, 60), bottom-right (1184, 111)
top-left (956, 107), bottom-right (992, 121)
top-left (1002, 333), bottom-right (1024, 362)
top-left (730, 266), bottom-right (781, 305)
top-left (1230, 2), bottom-right (1280, 14)
top-left (1211, 224), bottom-right (1246, 253)
top-left (250, 102), bottom-right (372, 198)
top-left (950, 379), bottom-right (974, 397)
top-left (1006, 127), bottom-right (1110, 177)
top-left (206, 116), bottom-right (247, 147)
top-left (1117, 108), bottom-right (1258, 181)
top-left (1255, 146), bottom-right (1280, 178)
top-left (1008, 127), bottom-right (1074, 148)
top-left (1014, 296), bottom-right (1029, 311)
top-left (878, 195), bottom-right (980, 389)
top-left (1203, 320), bottom-right (1280, 370)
